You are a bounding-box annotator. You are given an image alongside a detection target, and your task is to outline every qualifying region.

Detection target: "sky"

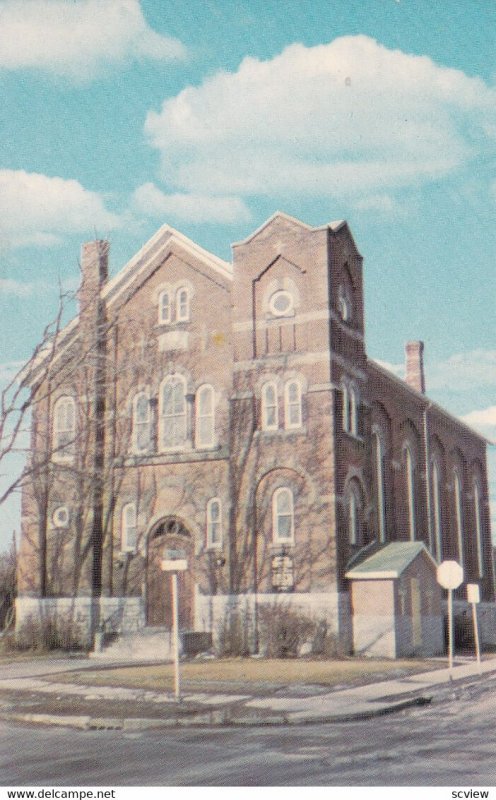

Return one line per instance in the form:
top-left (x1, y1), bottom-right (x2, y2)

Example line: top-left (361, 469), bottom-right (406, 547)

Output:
top-left (0, 0), bottom-right (495, 551)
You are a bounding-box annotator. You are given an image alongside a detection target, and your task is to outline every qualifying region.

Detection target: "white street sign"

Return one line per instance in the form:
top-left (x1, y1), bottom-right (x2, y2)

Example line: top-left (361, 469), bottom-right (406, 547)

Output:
top-left (437, 560), bottom-right (464, 590)
top-left (467, 583), bottom-right (480, 604)
top-left (161, 559), bottom-right (188, 572)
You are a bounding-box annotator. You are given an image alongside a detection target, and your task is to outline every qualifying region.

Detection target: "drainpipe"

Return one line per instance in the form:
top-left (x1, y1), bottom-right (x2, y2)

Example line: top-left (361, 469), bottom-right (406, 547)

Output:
top-left (423, 403), bottom-right (433, 554)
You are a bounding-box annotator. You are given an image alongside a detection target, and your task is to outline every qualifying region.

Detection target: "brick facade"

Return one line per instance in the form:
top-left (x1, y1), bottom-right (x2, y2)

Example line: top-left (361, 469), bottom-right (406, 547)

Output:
top-left (17, 213), bottom-right (495, 652)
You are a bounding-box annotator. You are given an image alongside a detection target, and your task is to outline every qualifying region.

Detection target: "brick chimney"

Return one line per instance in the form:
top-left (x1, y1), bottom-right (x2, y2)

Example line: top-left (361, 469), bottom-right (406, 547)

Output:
top-left (405, 340), bottom-right (425, 394)
top-left (78, 240), bottom-right (109, 319)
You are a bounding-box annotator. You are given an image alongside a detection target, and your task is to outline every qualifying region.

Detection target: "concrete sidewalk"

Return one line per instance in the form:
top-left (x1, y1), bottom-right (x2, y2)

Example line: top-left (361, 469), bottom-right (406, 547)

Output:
top-left (0, 656), bottom-right (494, 729)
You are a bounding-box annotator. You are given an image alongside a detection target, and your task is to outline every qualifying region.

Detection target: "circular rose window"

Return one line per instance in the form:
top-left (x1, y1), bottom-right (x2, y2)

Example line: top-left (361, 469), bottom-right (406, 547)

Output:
top-left (269, 290), bottom-right (294, 317)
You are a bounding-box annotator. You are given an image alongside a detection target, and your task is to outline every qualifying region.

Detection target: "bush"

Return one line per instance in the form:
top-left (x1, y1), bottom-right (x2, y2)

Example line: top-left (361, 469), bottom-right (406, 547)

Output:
top-left (15, 611), bottom-right (86, 652)
top-left (215, 603), bottom-right (253, 657)
top-left (258, 601), bottom-right (315, 658)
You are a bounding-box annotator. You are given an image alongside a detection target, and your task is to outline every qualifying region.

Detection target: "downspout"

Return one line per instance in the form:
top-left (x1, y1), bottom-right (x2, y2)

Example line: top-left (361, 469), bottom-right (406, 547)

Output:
top-left (423, 402), bottom-right (433, 554)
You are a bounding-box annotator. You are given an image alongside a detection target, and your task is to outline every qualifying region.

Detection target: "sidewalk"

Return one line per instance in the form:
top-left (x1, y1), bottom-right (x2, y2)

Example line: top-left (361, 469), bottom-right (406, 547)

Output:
top-left (0, 655), bottom-right (494, 729)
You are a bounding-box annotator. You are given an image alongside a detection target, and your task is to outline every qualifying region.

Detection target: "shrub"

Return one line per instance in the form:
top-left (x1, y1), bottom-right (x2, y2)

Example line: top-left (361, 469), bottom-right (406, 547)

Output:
top-left (258, 601), bottom-right (315, 658)
top-left (15, 611), bottom-right (86, 652)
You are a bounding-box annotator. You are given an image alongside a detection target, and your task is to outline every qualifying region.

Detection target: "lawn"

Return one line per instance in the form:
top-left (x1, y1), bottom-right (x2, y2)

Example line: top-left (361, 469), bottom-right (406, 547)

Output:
top-left (53, 656), bottom-right (446, 691)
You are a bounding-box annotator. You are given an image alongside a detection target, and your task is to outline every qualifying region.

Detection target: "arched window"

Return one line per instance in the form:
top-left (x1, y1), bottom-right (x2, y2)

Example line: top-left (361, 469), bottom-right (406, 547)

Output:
top-left (284, 380), bottom-right (302, 429)
top-left (373, 432), bottom-right (386, 543)
top-left (338, 285), bottom-right (351, 322)
top-left (454, 470), bottom-right (464, 569)
top-left (206, 497), bottom-right (222, 548)
top-left (121, 503), bottom-right (137, 552)
top-left (158, 290), bottom-right (171, 324)
top-left (196, 385), bottom-right (215, 448)
top-left (53, 396), bottom-right (76, 460)
top-left (347, 483), bottom-right (362, 545)
top-left (350, 385), bottom-right (359, 436)
top-left (405, 445), bottom-right (416, 540)
top-left (176, 287), bottom-right (190, 322)
top-left (432, 460), bottom-right (443, 561)
top-left (160, 375), bottom-right (187, 450)
top-left (341, 382), bottom-right (350, 432)
top-left (132, 392), bottom-right (151, 453)
top-left (272, 487), bottom-right (294, 543)
top-left (473, 480), bottom-right (484, 578)
top-left (262, 382), bottom-right (278, 430)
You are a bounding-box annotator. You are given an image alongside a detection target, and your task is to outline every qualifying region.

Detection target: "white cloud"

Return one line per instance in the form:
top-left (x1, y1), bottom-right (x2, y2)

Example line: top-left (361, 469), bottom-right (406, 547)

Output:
top-left (0, 0), bottom-right (185, 79)
top-left (144, 36), bottom-right (496, 209)
top-left (372, 358), bottom-right (405, 379)
top-left (0, 279), bottom-right (36, 297)
top-left (0, 169), bottom-right (121, 249)
top-left (132, 182), bottom-right (252, 225)
top-left (0, 360), bottom-right (24, 383)
top-left (426, 350), bottom-right (496, 392)
top-left (461, 406), bottom-right (496, 442)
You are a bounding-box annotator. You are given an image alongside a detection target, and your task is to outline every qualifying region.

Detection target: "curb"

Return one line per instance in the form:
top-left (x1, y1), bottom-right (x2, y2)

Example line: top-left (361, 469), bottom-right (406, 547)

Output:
top-left (0, 695), bottom-right (432, 730)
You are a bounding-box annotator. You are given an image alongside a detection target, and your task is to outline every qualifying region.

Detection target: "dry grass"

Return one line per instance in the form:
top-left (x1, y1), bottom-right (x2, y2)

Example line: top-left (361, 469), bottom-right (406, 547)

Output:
top-left (54, 657), bottom-right (446, 691)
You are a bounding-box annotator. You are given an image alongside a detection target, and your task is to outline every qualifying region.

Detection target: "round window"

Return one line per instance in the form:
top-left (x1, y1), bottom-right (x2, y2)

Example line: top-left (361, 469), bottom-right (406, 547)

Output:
top-left (269, 290), bottom-right (294, 317)
top-left (52, 506), bottom-right (70, 528)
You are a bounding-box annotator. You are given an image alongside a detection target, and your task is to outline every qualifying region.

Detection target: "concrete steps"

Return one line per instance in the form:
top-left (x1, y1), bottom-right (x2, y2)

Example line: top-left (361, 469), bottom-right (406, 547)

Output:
top-left (91, 628), bottom-right (174, 662)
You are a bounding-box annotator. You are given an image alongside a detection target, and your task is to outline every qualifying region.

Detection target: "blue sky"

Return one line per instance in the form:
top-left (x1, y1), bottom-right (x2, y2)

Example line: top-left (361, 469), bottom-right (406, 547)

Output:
top-left (0, 0), bottom-right (495, 550)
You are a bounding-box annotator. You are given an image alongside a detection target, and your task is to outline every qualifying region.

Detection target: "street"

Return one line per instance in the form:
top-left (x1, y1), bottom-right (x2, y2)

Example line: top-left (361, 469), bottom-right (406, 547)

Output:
top-left (2, 681), bottom-right (496, 786)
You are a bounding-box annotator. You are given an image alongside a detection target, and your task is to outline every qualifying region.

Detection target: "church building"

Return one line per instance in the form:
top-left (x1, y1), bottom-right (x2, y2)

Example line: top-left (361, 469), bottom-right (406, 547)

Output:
top-left (17, 213), bottom-right (495, 658)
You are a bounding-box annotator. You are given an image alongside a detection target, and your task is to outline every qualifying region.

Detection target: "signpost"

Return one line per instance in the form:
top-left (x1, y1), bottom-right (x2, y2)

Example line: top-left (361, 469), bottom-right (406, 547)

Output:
top-left (437, 560), bottom-right (464, 675)
top-left (161, 549), bottom-right (188, 701)
top-left (467, 583), bottom-right (481, 673)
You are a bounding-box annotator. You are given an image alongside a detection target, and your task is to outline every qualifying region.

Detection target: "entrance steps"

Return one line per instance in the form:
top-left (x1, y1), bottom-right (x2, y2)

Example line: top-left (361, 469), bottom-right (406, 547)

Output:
top-left (91, 628), bottom-right (174, 662)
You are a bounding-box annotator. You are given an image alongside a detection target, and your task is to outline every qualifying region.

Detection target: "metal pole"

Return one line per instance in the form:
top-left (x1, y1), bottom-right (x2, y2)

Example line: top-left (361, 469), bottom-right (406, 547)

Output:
top-left (171, 571), bottom-right (181, 701)
top-left (472, 601), bottom-right (481, 674)
top-left (448, 588), bottom-right (454, 674)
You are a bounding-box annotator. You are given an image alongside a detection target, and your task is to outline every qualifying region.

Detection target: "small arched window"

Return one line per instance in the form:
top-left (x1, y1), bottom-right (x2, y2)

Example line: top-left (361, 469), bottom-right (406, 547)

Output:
top-left (373, 432), bottom-right (386, 543)
top-left (262, 382), bottom-right (278, 431)
top-left (349, 385), bottom-right (359, 436)
top-left (53, 396), bottom-right (76, 460)
top-left (348, 483), bottom-right (361, 545)
top-left (432, 460), bottom-right (443, 561)
top-left (176, 288), bottom-right (190, 322)
top-left (196, 385), bottom-right (215, 448)
top-left (284, 380), bottom-right (302, 429)
top-left (121, 503), bottom-right (137, 552)
top-left (206, 497), bottom-right (222, 548)
top-left (272, 487), bottom-right (294, 543)
top-left (405, 445), bottom-right (416, 541)
top-left (132, 392), bottom-right (151, 453)
top-left (158, 290), bottom-right (171, 324)
top-left (341, 383), bottom-right (350, 432)
top-left (160, 375), bottom-right (187, 450)
top-left (473, 480), bottom-right (484, 578)
top-left (454, 470), bottom-right (464, 568)
top-left (338, 285), bottom-right (351, 322)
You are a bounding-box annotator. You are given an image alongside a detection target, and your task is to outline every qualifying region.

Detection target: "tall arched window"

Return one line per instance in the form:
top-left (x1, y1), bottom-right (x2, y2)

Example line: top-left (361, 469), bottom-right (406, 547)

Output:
top-left (262, 382), bottom-right (278, 430)
top-left (121, 503), bottom-right (137, 552)
top-left (405, 445), bottom-right (416, 540)
top-left (341, 382), bottom-right (350, 432)
top-left (132, 392), bottom-right (151, 453)
top-left (176, 288), bottom-right (190, 322)
top-left (284, 380), bottom-right (302, 429)
top-left (160, 375), bottom-right (187, 450)
top-left (158, 290), bottom-right (171, 324)
top-left (454, 470), bottom-right (464, 569)
top-left (206, 497), bottom-right (222, 548)
top-left (473, 480), bottom-right (484, 578)
top-left (196, 384), bottom-right (215, 448)
top-left (373, 432), bottom-right (386, 543)
top-left (347, 483), bottom-right (362, 546)
top-left (272, 487), bottom-right (294, 543)
top-left (53, 396), bottom-right (76, 460)
top-left (349, 385), bottom-right (359, 436)
top-left (432, 460), bottom-right (443, 561)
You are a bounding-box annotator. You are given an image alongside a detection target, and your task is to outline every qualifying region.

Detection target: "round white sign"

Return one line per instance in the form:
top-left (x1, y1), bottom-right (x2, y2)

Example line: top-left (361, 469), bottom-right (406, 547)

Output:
top-left (437, 560), bottom-right (464, 590)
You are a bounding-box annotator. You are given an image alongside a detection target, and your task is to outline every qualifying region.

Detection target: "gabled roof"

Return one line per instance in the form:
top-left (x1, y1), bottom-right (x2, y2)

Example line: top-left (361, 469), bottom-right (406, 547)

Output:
top-left (345, 541), bottom-right (437, 580)
top-left (231, 211), bottom-right (350, 248)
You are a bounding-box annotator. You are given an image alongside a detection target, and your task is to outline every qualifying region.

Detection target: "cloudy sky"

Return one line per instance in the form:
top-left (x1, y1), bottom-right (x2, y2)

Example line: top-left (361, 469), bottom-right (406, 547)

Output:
top-left (0, 0), bottom-right (495, 549)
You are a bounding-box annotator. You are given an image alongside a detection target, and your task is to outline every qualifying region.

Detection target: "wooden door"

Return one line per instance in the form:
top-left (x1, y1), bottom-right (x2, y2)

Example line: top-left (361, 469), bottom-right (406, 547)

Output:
top-left (146, 521), bottom-right (193, 629)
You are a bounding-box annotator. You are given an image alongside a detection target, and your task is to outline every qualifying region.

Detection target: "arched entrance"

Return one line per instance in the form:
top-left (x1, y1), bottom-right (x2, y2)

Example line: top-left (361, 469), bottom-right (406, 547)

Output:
top-left (146, 517), bottom-right (194, 629)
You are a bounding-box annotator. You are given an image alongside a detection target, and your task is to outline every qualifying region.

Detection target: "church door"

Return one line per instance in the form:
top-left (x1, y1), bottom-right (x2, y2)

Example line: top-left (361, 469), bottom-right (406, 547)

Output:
top-left (146, 519), bottom-right (193, 629)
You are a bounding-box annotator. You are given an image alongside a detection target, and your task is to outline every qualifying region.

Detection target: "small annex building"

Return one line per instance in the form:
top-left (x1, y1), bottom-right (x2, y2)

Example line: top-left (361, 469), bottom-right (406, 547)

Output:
top-left (346, 542), bottom-right (443, 658)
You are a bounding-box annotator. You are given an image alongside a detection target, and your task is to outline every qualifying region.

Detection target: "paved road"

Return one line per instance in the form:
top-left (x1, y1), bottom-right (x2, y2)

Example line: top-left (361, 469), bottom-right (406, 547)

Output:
top-left (2, 683), bottom-right (496, 786)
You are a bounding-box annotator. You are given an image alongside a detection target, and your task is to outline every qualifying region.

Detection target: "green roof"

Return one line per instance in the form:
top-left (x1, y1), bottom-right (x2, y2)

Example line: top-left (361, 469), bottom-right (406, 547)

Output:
top-left (345, 542), bottom-right (436, 580)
